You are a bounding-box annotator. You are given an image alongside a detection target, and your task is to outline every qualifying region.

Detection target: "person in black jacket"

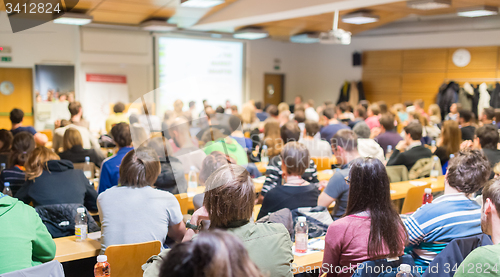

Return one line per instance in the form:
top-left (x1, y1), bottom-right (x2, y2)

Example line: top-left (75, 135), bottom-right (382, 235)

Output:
top-left (58, 128), bottom-right (103, 167)
top-left (0, 132), bottom-right (35, 195)
top-left (387, 122), bottom-right (432, 171)
top-left (15, 146), bottom-right (98, 212)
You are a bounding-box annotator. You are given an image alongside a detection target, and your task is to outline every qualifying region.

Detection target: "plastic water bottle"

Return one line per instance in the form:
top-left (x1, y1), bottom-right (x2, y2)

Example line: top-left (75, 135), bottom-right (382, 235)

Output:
top-left (2, 182), bottom-right (12, 197)
top-left (430, 156), bottom-right (440, 180)
top-left (75, 207), bottom-right (88, 242)
top-left (396, 264), bottom-right (414, 277)
top-left (187, 166), bottom-right (198, 196)
top-left (83, 156), bottom-right (92, 179)
top-left (295, 216), bottom-right (308, 254)
top-left (422, 188), bottom-right (433, 204)
top-left (0, 163), bottom-right (5, 173)
top-left (261, 145), bottom-right (269, 163)
top-left (450, 154), bottom-right (455, 160)
top-left (386, 145), bottom-right (393, 161)
top-left (94, 255), bottom-right (110, 277)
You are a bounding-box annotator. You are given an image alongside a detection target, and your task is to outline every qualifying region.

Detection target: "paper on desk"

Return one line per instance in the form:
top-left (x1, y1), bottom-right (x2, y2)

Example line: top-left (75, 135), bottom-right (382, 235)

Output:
top-left (253, 176), bottom-right (266, 184)
top-left (88, 232), bottom-right (101, 241)
top-left (390, 190), bottom-right (396, 194)
top-left (321, 170), bottom-right (334, 175)
top-left (293, 239), bottom-right (325, 256)
top-left (187, 192), bottom-right (196, 197)
top-left (410, 181), bottom-right (428, 186)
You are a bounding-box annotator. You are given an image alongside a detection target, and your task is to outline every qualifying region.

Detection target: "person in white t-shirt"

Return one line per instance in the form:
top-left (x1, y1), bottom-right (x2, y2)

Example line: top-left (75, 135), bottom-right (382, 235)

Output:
top-left (299, 121), bottom-right (332, 158)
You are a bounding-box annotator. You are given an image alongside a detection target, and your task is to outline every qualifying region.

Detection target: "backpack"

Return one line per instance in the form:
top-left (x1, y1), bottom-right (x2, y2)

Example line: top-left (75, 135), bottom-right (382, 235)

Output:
top-left (256, 208), bottom-right (294, 238)
top-left (291, 206), bottom-right (334, 240)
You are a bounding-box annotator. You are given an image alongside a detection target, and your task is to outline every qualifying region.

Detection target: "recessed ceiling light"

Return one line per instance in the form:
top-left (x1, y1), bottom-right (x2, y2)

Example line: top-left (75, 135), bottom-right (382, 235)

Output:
top-left (180, 0), bottom-right (225, 8)
top-left (53, 13), bottom-right (93, 25)
top-left (342, 12), bottom-right (379, 25)
top-left (407, 0), bottom-right (451, 10)
top-left (141, 20), bottom-right (177, 31)
top-left (233, 28), bottom-right (268, 40)
top-left (290, 33), bottom-right (320, 44)
top-left (458, 6), bottom-right (499, 17)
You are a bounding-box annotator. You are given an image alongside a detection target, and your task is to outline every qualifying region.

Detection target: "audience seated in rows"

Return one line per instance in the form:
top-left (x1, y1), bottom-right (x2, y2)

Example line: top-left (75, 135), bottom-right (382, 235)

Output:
top-left (258, 142), bottom-right (320, 219)
top-left (0, 129), bottom-right (13, 165)
top-left (98, 123), bottom-right (134, 194)
top-left (455, 178), bottom-right (500, 276)
top-left (10, 109), bottom-right (48, 146)
top-left (318, 130), bottom-right (360, 220)
top-left (105, 102), bottom-right (129, 134)
top-left (404, 149), bottom-right (490, 270)
top-left (352, 121), bottom-right (384, 161)
top-left (58, 128), bottom-right (104, 167)
top-left (159, 230), bottom-right (263, 277)
top-left (147, 137), bottom-right (187, 194)
top-left (169, 117), bottom-right (207, 174)
top-left (374, 113), bottom-right (402, 155)
top-left (0, 132), bottom-right (35, 195)
top-left (320, 107), bottom-right (350, 145)
top-left (433, 120), bottom-right (461, 167)
top-left (459, 110), bottom-right (475, 141)
top-left (98, 147), bottom-right (186, 253)
top-left (321, 158), bottom-right (407, 277)
top-left (387, 122), bottom-right (432, 171)
top-left (260, 121), bottom-right (319, 199)
top-left (299, 121), bottom-right (332, 158)
top-left (364, 103), bottom-right (381, 130)
top-left (0, 191), bottom-right (55, 274)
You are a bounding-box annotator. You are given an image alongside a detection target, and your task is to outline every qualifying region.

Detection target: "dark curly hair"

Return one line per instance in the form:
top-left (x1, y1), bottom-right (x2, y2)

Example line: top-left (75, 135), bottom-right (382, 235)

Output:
top-left (446, 149), bottom-right (491, 195)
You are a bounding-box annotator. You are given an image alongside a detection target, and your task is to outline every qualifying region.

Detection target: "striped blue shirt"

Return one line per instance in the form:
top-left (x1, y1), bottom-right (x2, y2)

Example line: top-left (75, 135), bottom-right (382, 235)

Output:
top-left (403, 193), bottom-right (482, 270)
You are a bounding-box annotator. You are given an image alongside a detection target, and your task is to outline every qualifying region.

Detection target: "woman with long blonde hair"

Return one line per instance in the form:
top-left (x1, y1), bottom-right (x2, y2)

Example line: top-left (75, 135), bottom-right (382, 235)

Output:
top-left (262, 119), bottom-right (282, 158)
top-left (58, 128), bottom-right (103, 167)
top-left (240, 103), bottom-right (260, 131)
top-left (434, 120), bottom-right (461, 166)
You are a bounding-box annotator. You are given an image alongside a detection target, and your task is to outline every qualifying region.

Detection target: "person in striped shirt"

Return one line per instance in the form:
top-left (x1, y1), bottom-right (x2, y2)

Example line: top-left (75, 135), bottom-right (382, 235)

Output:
top-left (404, 149), bottom-right (491, 271)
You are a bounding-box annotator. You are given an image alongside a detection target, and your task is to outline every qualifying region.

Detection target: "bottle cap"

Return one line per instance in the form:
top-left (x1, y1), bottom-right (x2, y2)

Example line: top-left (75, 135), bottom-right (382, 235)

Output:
top-left (399, 264), bottom-right (411, 273)
top-left (387, 145), bottom-right (392, 150)
top-left (431, 140), bottom-right (436, 145)
top-left (433, 156), bottom-right (439, 161)
top-left (1, 163), bottom-right (5, 167)
top-left (4, 182), bottom-right (9, 187)
top-left (450, 154), bottom-right (455, 159)
top-left (97, 255), bottom-right (107, 263)
top-left (263, 145), bottom-right (268, 149)
top-left (85, 156), bottom-right (90, 162)
top-left (425, 188), bottom-right (432, 194)
top-left (190, 166), bottom-right (196, 171)
top-left (298, 216), bottom-right (307, 222)
top-left (77, 207), bottom-right (85, 213)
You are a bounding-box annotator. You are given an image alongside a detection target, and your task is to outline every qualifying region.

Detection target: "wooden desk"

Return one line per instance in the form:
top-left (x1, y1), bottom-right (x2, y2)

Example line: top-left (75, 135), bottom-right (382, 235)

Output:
top-left (390, 176), bottom-right (445, 200)
top-left (54, 235), bottom-right (101, 263)
top-left (292, 237), bottom-right (325, 275)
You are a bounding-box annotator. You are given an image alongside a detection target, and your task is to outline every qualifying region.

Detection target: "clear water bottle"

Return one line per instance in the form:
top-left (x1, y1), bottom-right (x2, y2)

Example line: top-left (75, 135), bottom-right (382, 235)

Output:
top-left (295, 216), bottom-right (308, 254)
top-left (450, 154), bottom-right (455, 160)
top-left (422, 188), bottom-right (433, 204)
top-left (75, 207), bottom-right (88, 242)
top-left (261, 145), bottom-right (269, 163)
top-left (396, 264), bottom-right (413, 277)
top-left (385, 145), bottom-right (393, 161)
top-left (0, 163), bottom-right (5, 173)
top-left (431, 140), bottom-right (437, 152)
top-left (430, 156), bottom-right (440, 180)
top-left (83, 156), bottom-right (92, 179)
top-left (187, 166), bottom-right (198, 196)
top-left (94, 255), bottom-right (110, 277)
top-left (2, 182), bottom-right (12, 197)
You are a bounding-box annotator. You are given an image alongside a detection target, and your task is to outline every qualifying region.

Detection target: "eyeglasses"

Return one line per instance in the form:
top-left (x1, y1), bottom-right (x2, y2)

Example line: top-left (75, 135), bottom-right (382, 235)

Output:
top-left (344, 176), bottom-right (350, 185)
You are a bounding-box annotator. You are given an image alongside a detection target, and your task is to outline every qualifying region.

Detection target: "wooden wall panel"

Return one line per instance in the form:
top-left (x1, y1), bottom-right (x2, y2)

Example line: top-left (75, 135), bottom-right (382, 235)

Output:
top-left (363, 50), bottom-right (403, 72)
top-left (362, 72), bottom-right (401, 106)
top-left (403, 49), bottom-right (448, 72)
top-left (447, 47), bottom-right (498, 71)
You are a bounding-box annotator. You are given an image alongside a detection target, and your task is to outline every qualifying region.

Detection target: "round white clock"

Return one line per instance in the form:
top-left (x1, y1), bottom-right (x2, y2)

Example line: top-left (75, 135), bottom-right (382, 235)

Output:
top-left (0, 81), bottom-right (14, 96)
top-left (452, 49), bottom-right (471, 68)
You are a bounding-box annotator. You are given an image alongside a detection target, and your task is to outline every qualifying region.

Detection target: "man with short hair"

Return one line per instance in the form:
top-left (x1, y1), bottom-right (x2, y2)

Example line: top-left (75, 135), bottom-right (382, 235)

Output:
top-left (455, 178), bottom-right (500, 277)
top-left (299, 121), bottom-right (332, 158)
top-left (98, 123), bottom-right (134, 194)
top-left (481, 107), bottom-right (497, 127)
top-left (105, 102), bottom-right (129, 133)
top-left (404, 150), bottom-right (490, 270)
top-left (459, 110), bottom-right (476, 141)
top-left (348, 106), bottom-right (366, 129)
top-left (320, 107), bottom-right (350, 145)
top-left (473, 125), bottom-right (500, 174)
top-left (294, 109), bottom-right (306, 140)
top-left (255, 101), bottom-right (269, 122)
top-left (266, 105), bottom-right (279, 120)
top-left (318, 129), bottom-right (360, 220)
top-left (260, 121), bottom-right (319, 201)
top-left (9, 108), bottom-right (48, 146)
top-left (353, 122), bottom-right (384, 161)
top-left (68, 101), bottom-right (89, 129)
top-left (304, 99), bottom-right (319, 122)
top-left (387, 122), bottom-right (432, 171)
top-left (290, 95), bottom-right (303, 114)
top-left (375, 113), bottom-right (403, 154)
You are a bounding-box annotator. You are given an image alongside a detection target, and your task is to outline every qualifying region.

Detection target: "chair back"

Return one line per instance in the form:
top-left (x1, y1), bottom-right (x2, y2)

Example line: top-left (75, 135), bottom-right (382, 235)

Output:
top-left (175, 193), bottom-right (189, 215)
top-left (401, 183), bottom-right (431, 214)
top-left (352, 254), bottom-right (421, 277)
top-left (409, 156), bottom-right (442, 180)
top-left (311, 157), bottom-right (331, 171)
top-left (0, 260), bottom-right (64, 277)
top-left (105, 241), bottom-right (161, 277)
top-left (73, 162), bottom-right (96, 179)
top-left (386, 165), bottom-right (409, 182)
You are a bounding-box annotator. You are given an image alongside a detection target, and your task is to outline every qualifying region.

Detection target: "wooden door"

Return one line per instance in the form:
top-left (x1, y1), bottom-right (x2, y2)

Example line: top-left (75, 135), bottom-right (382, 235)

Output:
top-left (0, 68), bottom-right (33, 129)
top-left (264, 74), bottom-right (284, 106)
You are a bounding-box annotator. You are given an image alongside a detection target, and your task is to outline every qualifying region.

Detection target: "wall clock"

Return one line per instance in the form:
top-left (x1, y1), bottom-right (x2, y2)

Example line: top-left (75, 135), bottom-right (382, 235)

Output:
top-left (452, 49), bottom-right (471, 68)
top-left (0, 81), bottom-right (14, 96)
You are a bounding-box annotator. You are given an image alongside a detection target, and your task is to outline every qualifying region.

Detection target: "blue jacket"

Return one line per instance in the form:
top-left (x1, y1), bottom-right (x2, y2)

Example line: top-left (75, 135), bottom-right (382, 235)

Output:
top-left (98, 147), bottom-right (133, 194)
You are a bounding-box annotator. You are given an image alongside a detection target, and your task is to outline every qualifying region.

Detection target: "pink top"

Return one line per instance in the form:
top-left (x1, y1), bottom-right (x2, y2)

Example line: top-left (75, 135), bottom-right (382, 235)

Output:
top-left (365, 116), bottom-right (380, 130)
top-left (321, 215), bottom-right (402, 277)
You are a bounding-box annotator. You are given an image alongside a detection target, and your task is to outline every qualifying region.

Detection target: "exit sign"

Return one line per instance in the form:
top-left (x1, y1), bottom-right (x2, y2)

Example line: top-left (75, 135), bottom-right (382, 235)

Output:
top-left (1, 57), bottom-right (12, 62)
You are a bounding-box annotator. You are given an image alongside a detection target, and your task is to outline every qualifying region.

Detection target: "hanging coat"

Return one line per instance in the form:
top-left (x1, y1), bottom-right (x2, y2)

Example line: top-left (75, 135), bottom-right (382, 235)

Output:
top-left (437, 82), bottom-right (459, 120)
top-left (472, 84), bottom-right (480, 118)
top-left (337, 81), bottom-right (351, 104)
top-left (357, 81), bottom-right (366, 101)
top-left (490, 83), bottom-right (500, 108)
top-left (478, 82), bottom-right (491, 118)
top-left (348, 81), bottom-right (359, 108)
top-left (458, 82), bottom-right (474, 111)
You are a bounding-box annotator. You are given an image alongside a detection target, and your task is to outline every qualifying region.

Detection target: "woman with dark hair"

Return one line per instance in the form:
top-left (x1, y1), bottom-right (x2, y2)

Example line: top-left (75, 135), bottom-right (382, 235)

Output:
top-left (0, 129), bottom-right (13, 165)
top-left (321, 157), bottom-right (407, 277)
top-left (98, 147), bottom-right (186, 252)
top-left (0, 132), bottom-right (35, 195)
top-left (159, 230), bottom-right (263, 277)
top-left (58, 128), bottom-right (103, 167)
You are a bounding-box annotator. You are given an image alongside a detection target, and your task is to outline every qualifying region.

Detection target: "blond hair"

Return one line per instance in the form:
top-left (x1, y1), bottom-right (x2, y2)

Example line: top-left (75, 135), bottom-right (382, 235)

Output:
top-left (25, 146), bottom-right (60, 180)
top-left (277, 102), bottom-right (289, 114)
top-left (263, 119), bottom-right (282, 157)
top-left (241, 103), bottom-right (256, 125)
top-left (63, 128), bottom-right (83, 152)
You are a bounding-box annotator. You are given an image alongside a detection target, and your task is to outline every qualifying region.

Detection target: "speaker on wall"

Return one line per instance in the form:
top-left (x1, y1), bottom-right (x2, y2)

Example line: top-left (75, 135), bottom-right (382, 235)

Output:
top-left (353, 52), bottom-right (362, 66)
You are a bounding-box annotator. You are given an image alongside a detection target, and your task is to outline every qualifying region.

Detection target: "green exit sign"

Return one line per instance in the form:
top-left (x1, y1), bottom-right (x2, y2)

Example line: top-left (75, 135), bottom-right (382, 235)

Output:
top-left (1, 57), bottom-right (12, 62)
